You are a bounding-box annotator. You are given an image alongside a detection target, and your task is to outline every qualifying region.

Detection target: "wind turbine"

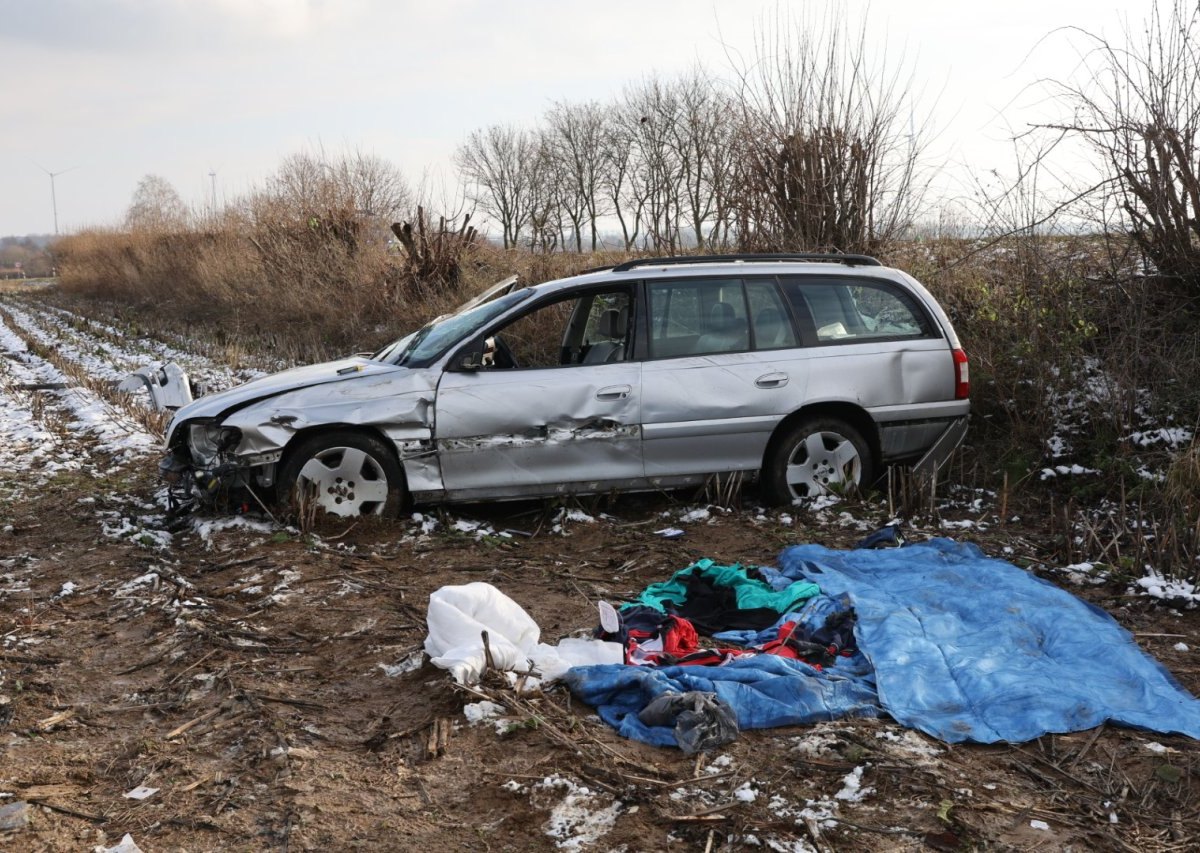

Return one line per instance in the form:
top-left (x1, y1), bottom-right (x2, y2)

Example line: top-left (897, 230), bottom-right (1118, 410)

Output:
top-left (34, 162), bottom-right (78, 235)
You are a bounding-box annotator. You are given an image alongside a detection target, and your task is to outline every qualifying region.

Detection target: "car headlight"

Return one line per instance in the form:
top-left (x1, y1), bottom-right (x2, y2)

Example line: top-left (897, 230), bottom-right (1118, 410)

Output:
top-left (187, 423), bottom-right (242, 466)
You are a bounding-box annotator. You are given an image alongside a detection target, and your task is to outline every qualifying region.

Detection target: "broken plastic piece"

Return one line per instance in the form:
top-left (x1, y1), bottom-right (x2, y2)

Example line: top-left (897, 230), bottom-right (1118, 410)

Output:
top-left (123, 785), bottom-right (159, 800)
top-left (598, 600), bottom-right (620, 634)
top-left (94, 834), bottom-right (145, 853)
top-left (118, 363), bottom-right (194, 411)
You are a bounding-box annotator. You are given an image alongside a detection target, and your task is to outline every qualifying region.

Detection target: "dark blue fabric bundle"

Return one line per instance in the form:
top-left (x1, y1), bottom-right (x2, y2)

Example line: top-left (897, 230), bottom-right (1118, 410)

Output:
top-left (563, 653), bottom-right (880, 748)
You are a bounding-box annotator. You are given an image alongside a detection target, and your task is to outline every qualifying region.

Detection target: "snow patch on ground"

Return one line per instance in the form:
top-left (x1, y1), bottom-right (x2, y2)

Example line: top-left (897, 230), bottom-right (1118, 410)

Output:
top-left (192, 515), bottom-right (278, 548)
top-left (1132, 570), bottom-right (1199, 607)
top-left (1126, 427), bottom-right (1194, 448)
top-left (463, 700), bottom-right (513, 734)
top-left (834, 765), bottom-right (873, 802)
top-left (0, 311), bottom-right (158, 466)
top-left (1040, 464), bottom-right (1100, 480)
top-left (504, 774), bottom-right (622, 851)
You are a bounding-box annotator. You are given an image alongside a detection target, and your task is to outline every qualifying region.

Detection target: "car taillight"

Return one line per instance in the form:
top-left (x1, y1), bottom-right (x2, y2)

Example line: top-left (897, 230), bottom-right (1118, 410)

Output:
top-left (952, 348), bottom-right (969, 399)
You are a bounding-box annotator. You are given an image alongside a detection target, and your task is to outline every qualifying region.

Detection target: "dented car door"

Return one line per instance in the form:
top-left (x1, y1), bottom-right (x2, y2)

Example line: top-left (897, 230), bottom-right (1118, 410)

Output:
top-left (432, 288), bottom-right (644, 500)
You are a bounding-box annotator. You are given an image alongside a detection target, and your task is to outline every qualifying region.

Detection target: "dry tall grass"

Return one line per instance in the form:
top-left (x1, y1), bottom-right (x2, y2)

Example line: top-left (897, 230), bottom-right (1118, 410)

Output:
top-left (56, 212), bottom-right (632, 363)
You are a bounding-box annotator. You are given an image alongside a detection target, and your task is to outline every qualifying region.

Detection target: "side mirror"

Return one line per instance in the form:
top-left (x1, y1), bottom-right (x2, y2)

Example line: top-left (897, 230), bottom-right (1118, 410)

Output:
top-left (454, 338), bottom-right (490, 371)
top-left (452, 336), bottom-right (497, 372)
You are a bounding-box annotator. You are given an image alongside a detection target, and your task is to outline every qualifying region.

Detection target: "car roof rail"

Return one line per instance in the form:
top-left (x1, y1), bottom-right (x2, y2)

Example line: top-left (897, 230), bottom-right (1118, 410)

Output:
top-left (610, 253), bottom-right (882, 272)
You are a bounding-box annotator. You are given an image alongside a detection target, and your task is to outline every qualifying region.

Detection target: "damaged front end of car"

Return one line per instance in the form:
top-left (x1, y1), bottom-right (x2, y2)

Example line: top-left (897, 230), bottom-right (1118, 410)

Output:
top-left (156, 352), bottom-right (446, 519)
top-left (159, 420), bottom-right (269, 516)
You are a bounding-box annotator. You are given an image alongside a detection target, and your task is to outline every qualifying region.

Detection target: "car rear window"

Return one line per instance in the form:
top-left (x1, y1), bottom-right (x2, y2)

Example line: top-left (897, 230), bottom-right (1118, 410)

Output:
top-left (781, 277), bottom-right (934, 344)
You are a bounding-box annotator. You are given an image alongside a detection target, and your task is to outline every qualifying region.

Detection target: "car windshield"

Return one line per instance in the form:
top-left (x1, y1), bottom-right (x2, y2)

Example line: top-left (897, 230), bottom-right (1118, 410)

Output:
top-left (372, 289), bottom-right (531, 366)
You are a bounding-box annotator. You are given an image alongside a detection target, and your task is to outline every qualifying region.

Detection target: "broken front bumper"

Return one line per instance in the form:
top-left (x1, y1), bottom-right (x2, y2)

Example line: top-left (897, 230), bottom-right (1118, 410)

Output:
top-left (158, 452), bottom-right (264, 513)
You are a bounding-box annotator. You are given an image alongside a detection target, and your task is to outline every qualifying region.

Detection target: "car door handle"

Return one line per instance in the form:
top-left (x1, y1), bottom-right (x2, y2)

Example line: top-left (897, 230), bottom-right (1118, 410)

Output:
top-left (596, 384), bottom-right (632, 401)
top-left (755, 372), bottom-right (789, 389)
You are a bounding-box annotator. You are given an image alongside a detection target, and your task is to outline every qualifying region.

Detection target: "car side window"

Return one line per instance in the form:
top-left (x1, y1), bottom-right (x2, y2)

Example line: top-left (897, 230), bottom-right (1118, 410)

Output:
top-left (746, 280), bottom-right (798, 349)
top-left (492, 290), bottom-right (631, 369)
top-left (782, 278), bottom-right (931, 343)
top-left (649, 278), bottom-right (750, 357)
top-left (846, 284), bottom-right (928, 338)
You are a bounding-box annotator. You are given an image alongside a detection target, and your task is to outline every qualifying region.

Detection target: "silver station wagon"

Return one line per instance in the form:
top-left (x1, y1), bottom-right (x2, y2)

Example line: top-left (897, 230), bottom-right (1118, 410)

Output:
top-left (160, 254), bottom-right (970, 516)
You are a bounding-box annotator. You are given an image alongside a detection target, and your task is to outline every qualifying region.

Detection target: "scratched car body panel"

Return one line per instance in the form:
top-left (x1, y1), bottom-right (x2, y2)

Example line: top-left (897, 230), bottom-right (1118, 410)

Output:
top-left (160, 254), bottom-right (971, 515)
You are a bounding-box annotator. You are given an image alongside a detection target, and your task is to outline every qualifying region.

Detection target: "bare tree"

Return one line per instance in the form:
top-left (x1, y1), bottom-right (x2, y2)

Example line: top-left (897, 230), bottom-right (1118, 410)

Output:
top-left (622, 76), bottom-right (686, 253)
top-left (125, 174), bottom-right (188, 231)
top-left (544, 101), bottom-right (608, 251)
top-left (329, 150), bottom-right (413, 223)
top-left (599, 107), bottom-right (642, 250)
top-left (455, 125), bottom-right (538, 249)
top-left (264, 152), bottom-right (329, 214)
top-left (1044, 1), bottom-right (1200, 288)
top-left (258, 150), bottom-right (410, 221)
top-left (665, 67), bottom-right (739, 251)
top-left (727, 5), bottom-right (929, 253)
top-left (526, 132), bottom-right (566, 253)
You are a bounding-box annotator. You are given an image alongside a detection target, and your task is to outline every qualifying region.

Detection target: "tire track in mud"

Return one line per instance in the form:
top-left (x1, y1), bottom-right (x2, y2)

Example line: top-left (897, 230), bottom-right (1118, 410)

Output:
top-left (16, 300), bottom-right (269, 394)
top-left (0, 306), bottom-right (159, 460)
top-left (0, 305), bottom-right (168, 562)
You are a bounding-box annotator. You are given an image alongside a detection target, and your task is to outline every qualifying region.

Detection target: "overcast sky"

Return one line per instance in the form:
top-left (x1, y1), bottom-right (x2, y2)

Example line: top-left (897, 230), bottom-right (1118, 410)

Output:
top-left (0, 0), bottom-right (1145, 237)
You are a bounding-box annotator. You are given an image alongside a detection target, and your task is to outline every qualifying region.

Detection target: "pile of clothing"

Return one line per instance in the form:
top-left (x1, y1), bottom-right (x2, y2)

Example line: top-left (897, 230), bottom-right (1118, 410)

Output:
top-left (563, 539), bottom-right (1200, 750)
top-left (425, 536), bottom-right (1200, 752)
top-left (600, 558), bottom-right (855, 669)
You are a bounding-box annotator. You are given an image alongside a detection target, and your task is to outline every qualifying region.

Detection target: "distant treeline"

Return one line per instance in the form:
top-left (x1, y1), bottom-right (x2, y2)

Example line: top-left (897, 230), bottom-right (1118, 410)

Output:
top-left (1, 234), bottom-right (56, 277)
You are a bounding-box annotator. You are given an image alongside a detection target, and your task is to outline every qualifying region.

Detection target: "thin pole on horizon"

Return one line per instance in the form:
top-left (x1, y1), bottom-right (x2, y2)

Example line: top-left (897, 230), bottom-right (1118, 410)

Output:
top-left (34, 163), bottom-right (79, 235)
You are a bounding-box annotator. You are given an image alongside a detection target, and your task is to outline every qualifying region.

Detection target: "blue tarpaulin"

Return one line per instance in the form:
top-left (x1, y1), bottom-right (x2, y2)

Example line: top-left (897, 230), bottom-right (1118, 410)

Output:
top-left (779, 538), bottom-right (1200, 743)
top-left (564, 538), bottom-right (1200, 746)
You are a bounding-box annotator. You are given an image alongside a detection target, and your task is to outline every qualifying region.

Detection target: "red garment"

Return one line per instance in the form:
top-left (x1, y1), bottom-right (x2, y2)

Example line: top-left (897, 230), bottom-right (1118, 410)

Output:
top-left (626, 615), bottom-right (748, 667)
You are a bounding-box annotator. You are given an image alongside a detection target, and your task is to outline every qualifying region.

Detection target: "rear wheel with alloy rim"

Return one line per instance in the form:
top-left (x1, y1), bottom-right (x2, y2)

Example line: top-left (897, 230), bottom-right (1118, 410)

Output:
top-left (763, 417), bottom-right (874, 504)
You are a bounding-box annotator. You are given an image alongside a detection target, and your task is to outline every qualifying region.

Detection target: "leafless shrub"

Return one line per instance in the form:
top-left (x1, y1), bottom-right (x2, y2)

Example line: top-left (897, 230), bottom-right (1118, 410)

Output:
top-left (57, 149), bottom-right (420, 360)
top-left (1044, 0), bottom-right (1200, 290)
top-left (389, 205), bottom-right (477, 297)
top-left (726, 5), bottom-right (930, 253)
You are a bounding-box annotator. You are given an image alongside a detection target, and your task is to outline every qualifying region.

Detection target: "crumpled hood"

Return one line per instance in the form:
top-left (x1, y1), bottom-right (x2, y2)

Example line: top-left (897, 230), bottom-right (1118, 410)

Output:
top-left (167, 356), bottom-right (413, 438)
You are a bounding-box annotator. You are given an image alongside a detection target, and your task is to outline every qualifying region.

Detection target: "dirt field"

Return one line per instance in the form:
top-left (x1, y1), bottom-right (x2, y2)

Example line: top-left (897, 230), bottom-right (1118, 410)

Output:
top-left (1, 292), bottom-right (1198, 852)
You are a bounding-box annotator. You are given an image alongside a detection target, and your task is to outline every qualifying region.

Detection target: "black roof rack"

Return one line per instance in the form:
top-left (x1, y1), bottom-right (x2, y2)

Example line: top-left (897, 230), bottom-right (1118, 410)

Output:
top-left (610, 253), bottom-right (882, 272)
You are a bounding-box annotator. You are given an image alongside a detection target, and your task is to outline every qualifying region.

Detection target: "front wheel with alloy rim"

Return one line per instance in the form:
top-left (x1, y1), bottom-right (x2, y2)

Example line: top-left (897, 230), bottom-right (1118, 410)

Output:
top-left (277, 431), bottom-right (407, 517)
top-left (763, 417), bottom-right (874, 505)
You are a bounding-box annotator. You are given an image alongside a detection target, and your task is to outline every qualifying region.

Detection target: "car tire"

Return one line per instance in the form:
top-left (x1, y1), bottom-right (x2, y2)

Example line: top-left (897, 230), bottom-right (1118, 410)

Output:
top-left (763, 417), bottom-right (874, 505)
top-left (277, 431), bottom-right (407, 517)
